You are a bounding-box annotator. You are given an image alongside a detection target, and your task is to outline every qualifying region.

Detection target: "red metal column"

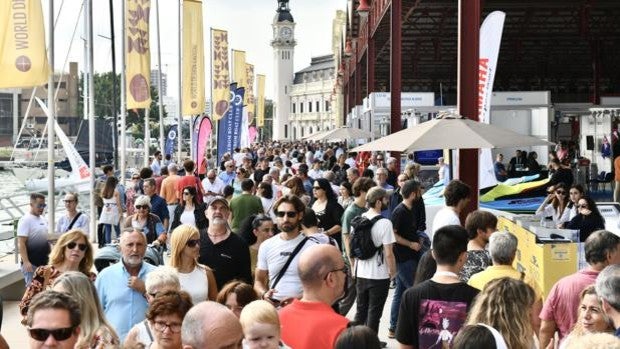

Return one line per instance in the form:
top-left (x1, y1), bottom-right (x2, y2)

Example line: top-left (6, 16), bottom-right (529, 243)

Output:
top-left (367, 32), bottom-right (375, 95)
top-left (356, 60), bottom-right (363, 106)
top-left (390, 0), bottom-right (402, 171)
top-left (457, 0), bottom-right (481, 221)
top-left (343, 82), bottom-right (349, 126)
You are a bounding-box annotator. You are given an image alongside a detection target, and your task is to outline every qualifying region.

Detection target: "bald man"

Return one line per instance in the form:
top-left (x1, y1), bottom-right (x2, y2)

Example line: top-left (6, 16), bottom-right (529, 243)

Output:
top-left (181, 301), bottom-right (243, 349)
top-left (278, 244), bottom-right (350, 349)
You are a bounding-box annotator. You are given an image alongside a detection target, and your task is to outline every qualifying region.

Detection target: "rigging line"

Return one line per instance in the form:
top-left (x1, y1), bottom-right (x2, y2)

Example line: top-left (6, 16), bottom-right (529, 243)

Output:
top-left (54, 0), bottom-right (66, 28)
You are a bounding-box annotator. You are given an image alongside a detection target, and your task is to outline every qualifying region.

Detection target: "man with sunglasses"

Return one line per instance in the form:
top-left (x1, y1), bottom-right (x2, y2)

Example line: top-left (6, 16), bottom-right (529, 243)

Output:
top-left (18, 193), bottom-right (49, 287)
top-left (279, 244), bottom-right (350, 349)
top-left (255, 194), bottom-right (319, 306)
top-left (26, 290), bottom-right (81, 349)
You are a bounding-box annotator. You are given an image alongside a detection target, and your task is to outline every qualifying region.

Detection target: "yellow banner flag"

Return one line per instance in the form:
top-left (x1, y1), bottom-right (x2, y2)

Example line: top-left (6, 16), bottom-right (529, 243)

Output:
top-left (232, 50), bottom-right (246, 89)
top-left (256, 74), bottom-right (265, 127)
top-left (245, 63), bottom-right (255, 123)
top-left (0, 0), bottom-right (50, 88)
top-left (211, 28), bottom-right (229, 121)
top-left (182, 0), bottom-right (205, 116)
top-left (125, 0), bottom-right (151, 109)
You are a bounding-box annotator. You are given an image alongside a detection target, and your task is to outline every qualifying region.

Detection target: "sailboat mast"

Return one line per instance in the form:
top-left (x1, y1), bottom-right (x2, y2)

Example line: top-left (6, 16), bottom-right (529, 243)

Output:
top-left (177, 0), bottom-right (183, 163)
top-left (88, 0), bottom-right (96, 242)
top-left (109, 0), bottom-right (119, 169)
top-left (155, 0), bottom-right (165, 153)
top-left (47, 0), bottom-right (56, 236)
top-left (120, 0), bottom-right (127, 185)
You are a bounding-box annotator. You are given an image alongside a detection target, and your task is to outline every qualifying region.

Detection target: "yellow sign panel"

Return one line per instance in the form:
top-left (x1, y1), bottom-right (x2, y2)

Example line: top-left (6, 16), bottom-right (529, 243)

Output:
top-left (125, 0), bottom-right (152, 109)
top-left (211, 28), bottom-right (229, 120)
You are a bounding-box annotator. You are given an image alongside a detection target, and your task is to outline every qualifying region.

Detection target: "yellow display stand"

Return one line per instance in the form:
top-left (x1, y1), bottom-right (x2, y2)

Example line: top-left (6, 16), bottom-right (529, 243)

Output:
top-left (497, 217), bottom-right (579, 297)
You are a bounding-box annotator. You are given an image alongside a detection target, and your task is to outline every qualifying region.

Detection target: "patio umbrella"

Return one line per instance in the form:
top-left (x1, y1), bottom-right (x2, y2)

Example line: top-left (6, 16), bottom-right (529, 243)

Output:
top-left (310, 126), bottom-right (372, 142)
top-left (302, 130), bottom-right (328, 141)
top-left (351, 114), bottom-right (554, 152)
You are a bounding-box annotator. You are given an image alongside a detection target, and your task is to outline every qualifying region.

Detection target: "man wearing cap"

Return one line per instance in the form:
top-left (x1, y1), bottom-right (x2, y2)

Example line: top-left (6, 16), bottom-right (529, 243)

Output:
top-left (160, 163), bottom-right (181, 221)
top-left (198, 197), bottom-right (252, 289)
top-left (308, 159), bottom-right (324, 180)
top-left (202, 169), bottom-right (225, 200)
top-left (353, 187), bottom-right (396, 343)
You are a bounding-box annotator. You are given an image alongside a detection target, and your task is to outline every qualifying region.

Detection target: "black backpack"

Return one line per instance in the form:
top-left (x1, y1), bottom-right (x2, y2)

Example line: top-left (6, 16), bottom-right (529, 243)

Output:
top-left (349, 215), bottom-right (384, 260)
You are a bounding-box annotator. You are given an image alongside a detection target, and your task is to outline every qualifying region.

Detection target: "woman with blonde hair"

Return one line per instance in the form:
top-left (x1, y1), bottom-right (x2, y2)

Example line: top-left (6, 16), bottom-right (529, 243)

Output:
top-left (239, 300), bottom-right (288, 349)
top-left (52, 271), bottom-right (120, 348)
top-left (559, 285), bottom-right (615, 348)
top-left (466, 277), bottom-right (536, 349)
top-left (169, 224), bottom-right (217, 303)
top-left (19, 229), bottom-right (95, 321)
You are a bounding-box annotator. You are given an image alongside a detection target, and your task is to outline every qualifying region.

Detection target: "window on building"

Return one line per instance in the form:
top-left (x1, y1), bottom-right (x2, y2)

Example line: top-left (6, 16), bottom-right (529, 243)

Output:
top-left (316, 101), bottom-right (320, 112)
top-left (292, 103), bottom-right (296, 113)
top-left (301, 127), bottom-right (304, 137)
top-left (325, 101), bottom-right (330, 111)
top-left (285, 125), bottom-right (288, 138)
top-left (300, 103), bottom-right (304, 113)
top-left (309, 102), bottom-right (312, 113)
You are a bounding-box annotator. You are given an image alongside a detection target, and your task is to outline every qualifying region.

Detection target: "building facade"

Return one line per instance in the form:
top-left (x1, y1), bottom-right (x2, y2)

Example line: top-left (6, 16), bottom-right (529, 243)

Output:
top-left (271, 0), bottom-right (296, 141)
top-left (289, 54), bottom-right (336, 139)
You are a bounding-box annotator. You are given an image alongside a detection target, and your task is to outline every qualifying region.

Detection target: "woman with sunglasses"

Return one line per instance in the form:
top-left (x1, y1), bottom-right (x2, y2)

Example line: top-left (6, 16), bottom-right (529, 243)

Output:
top-left (145, 290), bottom-right (193, 349)
top-left (233, 168), bottom-right (250, 196)
top-left (311, 178), bottom-right (345, 248)
top-left (52, 271), bottom-right (120, 348)
top-left (559, 184), bottom-right (586, 227)
top-left (124, 195), bottom-right (165, 244)
top-left (565, 196), bottom-right (606, 242)
top-left (535, 183), bottom-right (570, 228)
top-left (169, 186), bottom-right (208, 232)
top-left (169, 224), bottom-right (218, 303)
top-left (19, 229), bottom-right (96, 323)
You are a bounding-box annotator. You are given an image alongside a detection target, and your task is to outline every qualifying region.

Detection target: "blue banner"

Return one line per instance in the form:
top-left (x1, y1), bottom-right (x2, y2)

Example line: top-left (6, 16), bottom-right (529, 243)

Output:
top-left (217, 83), bottom-right (237, 162)
top-left (230, 87), bottom-right (245, 152)
top-left (165, 124), bottom-right (178, 157)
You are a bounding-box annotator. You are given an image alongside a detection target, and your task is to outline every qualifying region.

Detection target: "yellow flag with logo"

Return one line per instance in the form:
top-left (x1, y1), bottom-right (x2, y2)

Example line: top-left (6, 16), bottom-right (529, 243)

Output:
top-left (256, 74), bottom-right (265, 127)
top-left (245, 63), bottom-right (255, 123)
top-left (0, 0), bottom-right (50, 88)
top-left (232, 50), bottom-right (246, 90)
top-left (211, 28), bottom-right (229, 121)
top-left (125, 0), bottom-right (152, 109)
top-left (182, 0), bottom-right (205, 116)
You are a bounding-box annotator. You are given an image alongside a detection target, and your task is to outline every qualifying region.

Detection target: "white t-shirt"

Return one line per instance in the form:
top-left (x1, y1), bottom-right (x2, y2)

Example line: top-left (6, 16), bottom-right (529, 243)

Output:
top-left (354, 212), bottom-right (395, 280)
top-left (17, 212), bottom-right (49, 265)
top-left (431, 206), bottom-right (461, 239)
top-left (179, 210), bottom-right (196, 227)
top-left (178, 265), bottom-right (209, 304)
top-left (256, 233), bottom-right (318, 300)
top-left (202, 177), bottom-right (225, 196)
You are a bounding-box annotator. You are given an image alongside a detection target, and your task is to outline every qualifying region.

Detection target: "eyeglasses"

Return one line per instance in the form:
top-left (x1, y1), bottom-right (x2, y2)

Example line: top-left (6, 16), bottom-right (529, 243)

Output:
top-left (556, 190), bottom-right (565, 194)
top-left (324, 266), bottom-right (349, 280)
top-left (186, 239), bottom-right (200, 248)
top-left (63, 200), bottom-right (75, 203)
top-left (66, 242), bottom-right (87, 251)
top-left (577, 204), bottom-right (589, 209)
top-left (135, 205), bottom-right (149, 210)
top-left (312, 186), bottom-right (322, 190)
top-left (182, 191), bottom-right (191, 196)
top-left (36, 203), bottom-right (47, 209)
top-left (153, 321), bottom-right (182, 333)
top-left (28, 327), bottom-right (75, 341)
top-left (275, 211), bottom-right (297, 218)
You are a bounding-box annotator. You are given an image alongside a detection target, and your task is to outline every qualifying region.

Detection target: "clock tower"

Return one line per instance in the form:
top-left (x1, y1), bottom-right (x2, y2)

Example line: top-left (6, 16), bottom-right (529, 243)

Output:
top-left (271, 0), bottom-right (296, 141)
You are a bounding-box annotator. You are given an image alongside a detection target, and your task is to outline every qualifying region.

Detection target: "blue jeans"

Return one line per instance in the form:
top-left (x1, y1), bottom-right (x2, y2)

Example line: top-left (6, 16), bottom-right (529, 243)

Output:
top-left (103, 224), bottom-right (120, 244)
top-left (389, 258), bottom-right (417, 331)
top-left (20, 264), bottom-right (36, 287)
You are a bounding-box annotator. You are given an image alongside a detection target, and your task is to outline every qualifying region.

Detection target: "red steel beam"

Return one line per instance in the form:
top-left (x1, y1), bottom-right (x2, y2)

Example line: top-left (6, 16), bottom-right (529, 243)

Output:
top-left (368, 25), bottom-right (376, 94)
top-left (457, 0), bottom-right (481, 221)
top-left (391, 0), bottom-right (402, 172)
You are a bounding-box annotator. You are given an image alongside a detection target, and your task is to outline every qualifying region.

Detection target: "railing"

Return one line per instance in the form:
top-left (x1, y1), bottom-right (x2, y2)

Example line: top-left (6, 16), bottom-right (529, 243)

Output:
top-left (0, 189), bottom-right (92, 263)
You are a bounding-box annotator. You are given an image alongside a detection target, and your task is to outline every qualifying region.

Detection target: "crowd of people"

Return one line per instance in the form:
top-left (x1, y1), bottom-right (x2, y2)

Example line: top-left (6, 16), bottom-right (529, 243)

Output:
top-left (13, 141), bottom-right (620, 349)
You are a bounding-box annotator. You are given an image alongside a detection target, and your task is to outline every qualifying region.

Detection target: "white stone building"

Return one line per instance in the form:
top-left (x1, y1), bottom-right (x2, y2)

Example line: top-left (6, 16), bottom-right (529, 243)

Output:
top-left (289, 54), bottom-right (336, 139)
top-left (271, 0), bottom-right (296, 140)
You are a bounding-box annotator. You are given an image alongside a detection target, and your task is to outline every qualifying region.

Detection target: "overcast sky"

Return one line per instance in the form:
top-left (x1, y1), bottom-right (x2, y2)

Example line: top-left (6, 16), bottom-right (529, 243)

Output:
top-left (42, 0), bottom-right (346, 100)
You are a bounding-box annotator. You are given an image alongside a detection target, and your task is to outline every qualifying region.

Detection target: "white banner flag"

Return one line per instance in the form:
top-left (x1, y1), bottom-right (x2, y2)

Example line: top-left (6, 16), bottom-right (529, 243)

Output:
top-left (478, 11), bottom-right (506, 189)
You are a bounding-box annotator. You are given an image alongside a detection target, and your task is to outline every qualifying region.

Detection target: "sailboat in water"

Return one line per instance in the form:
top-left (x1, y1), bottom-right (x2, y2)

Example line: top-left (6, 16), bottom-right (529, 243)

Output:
top-left (21, 97), bottom-right (93, 193)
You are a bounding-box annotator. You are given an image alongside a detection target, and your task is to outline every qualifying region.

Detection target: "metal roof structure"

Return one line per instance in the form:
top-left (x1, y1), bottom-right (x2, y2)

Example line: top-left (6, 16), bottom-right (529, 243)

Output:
top-left (342, 0), bottom-right (620, 105)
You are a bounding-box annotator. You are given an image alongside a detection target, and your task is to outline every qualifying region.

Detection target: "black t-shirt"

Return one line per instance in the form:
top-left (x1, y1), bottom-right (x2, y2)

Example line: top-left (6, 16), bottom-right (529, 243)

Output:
top-left (198, 231), bottom-right (252, 289)
top-left (395, 280), bottom-right (479, 348)
top-left (392, 202), bottom-right (425, 262)
top-left (314, 200), bottom-right (344, 249)
top-left (548, 168), bottom-right (574, 188)
top-left (387, 170), bottom-right (398, 187)
top-left (253, 167), bottom-right (270, 183)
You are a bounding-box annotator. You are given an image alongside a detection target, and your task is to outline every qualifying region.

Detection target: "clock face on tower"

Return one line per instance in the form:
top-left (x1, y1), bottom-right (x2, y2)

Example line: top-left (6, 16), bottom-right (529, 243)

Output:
top-left (280, 27), bottom-right (292, 40)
